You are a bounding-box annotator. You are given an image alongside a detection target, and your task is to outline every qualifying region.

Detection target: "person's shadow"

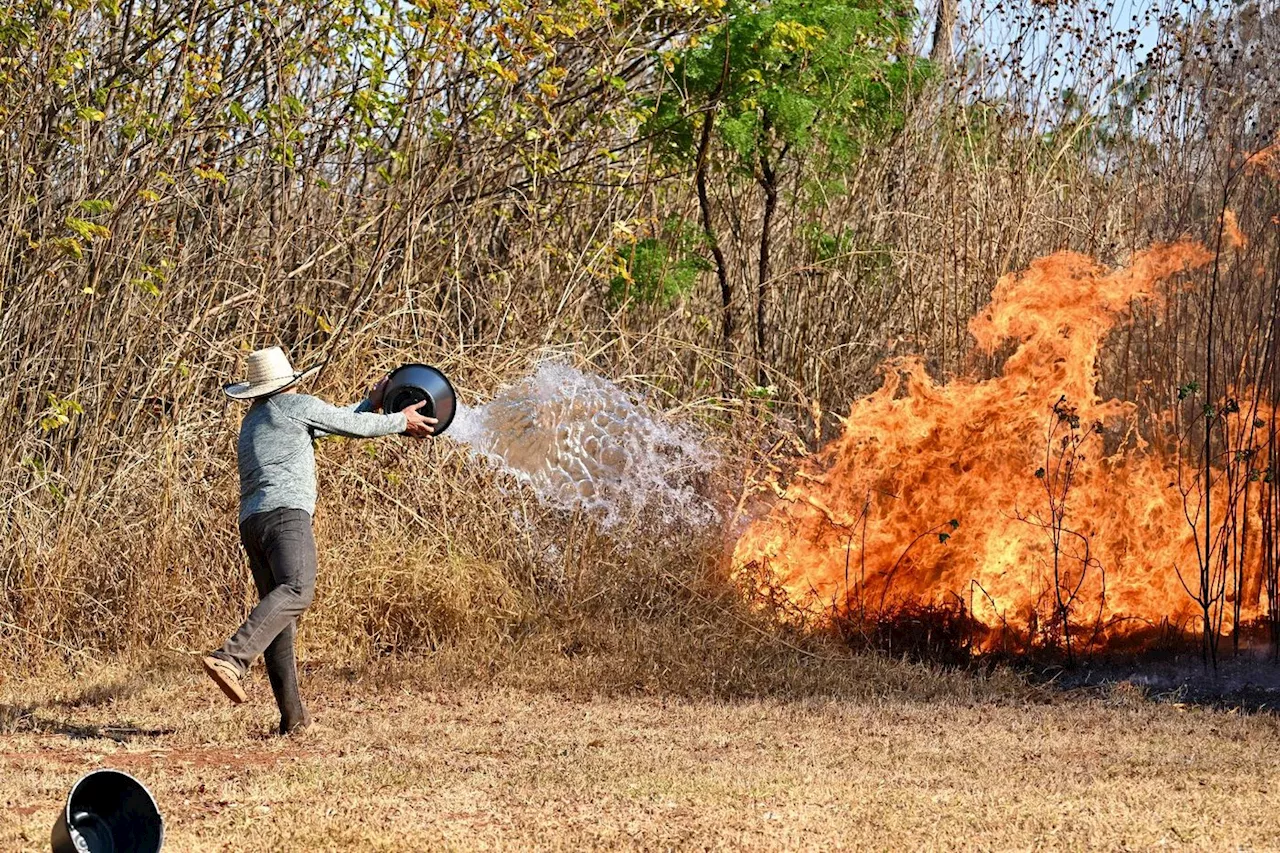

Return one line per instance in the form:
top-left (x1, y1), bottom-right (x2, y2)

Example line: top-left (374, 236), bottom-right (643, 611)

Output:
top-left (1, 677), bottom-right (174, 742)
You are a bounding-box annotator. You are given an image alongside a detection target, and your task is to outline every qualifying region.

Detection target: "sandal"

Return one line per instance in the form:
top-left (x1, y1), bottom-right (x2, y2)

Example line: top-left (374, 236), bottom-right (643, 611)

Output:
top-left (201, 655), bottom-right (247, 704)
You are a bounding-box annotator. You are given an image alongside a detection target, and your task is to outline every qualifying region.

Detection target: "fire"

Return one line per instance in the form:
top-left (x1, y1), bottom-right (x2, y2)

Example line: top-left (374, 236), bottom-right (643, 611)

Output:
top-left (733, 242), bottom-right (1269, 648)
top-left (1221, 210), bottom-right (1247, 250)
top-left (1246, 141), bottom-right (1280, 179)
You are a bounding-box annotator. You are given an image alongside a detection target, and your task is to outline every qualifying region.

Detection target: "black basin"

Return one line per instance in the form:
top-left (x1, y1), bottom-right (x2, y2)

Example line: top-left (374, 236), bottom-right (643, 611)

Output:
top-left (382, 363), bottom-right (456, 435)
top-left (51, 769), bottom-right (163, 853)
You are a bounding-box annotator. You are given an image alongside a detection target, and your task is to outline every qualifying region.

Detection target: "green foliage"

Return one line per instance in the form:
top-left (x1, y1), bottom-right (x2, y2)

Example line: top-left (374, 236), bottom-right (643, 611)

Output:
top-left (800, 223), bottom-right (891, 278)
top-left (804, 223), bottom-right (856, 262)
top-left (130, 261), bottom-right (168, 297)
top-left (77, 199), bottom-right (113, 216)
top-left (609, 218), bottom-right (711, 308)
top-left (65, 215), bottom-right (110, 241)
top-left (39, 393), bottom-right (82, 432)
top-left (646, 0), bottom-right (924, 174)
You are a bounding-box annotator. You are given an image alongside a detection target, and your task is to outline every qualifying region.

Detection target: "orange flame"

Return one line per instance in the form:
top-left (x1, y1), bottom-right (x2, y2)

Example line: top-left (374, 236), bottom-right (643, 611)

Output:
top-left (1220, 210), bottom-right (1247, 250)
top-left (733, 242), bottom-right (1269, 647)
top-left (1246, 142), bottom-right (1280, 179)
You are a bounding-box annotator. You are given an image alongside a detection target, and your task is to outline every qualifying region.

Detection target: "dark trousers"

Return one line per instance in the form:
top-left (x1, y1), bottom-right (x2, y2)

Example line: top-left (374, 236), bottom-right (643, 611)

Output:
top-left (218, 507), bottom-right (316, 731)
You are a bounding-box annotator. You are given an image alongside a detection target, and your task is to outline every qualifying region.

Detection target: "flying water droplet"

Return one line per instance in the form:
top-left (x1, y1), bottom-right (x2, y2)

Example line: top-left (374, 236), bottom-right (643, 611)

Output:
top-left (446, 363), bottom-right (718, 528)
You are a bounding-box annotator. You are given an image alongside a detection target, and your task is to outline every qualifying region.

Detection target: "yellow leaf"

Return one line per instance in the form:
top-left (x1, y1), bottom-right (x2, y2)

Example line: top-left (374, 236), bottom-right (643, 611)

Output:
top-left (193, 165), bottom-right (227, 183)
top-left (66, 216), bottom-right (110, 241)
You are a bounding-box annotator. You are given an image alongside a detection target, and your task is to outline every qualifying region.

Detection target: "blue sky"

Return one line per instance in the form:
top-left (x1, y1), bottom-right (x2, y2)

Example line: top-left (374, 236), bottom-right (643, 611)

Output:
top-left (913, 0), bottom-right (1236, 121)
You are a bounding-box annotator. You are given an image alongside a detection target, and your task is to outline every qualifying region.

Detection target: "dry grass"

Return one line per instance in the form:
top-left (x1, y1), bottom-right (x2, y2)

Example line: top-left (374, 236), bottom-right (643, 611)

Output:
top-left (4, 0), bottom-right (1278, 675)
top-left (2, 653), bottom-right (1278, 850)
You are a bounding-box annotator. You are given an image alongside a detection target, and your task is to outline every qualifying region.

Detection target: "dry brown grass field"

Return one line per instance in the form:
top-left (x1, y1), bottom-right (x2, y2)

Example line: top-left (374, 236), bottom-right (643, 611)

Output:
top-left (4, 652), bottom-right (1280, 850)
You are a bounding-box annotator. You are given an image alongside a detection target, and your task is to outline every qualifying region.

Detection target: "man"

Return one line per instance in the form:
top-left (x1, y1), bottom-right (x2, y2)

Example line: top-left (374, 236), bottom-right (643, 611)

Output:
top-left (202, 346), bottom-right (435, 734)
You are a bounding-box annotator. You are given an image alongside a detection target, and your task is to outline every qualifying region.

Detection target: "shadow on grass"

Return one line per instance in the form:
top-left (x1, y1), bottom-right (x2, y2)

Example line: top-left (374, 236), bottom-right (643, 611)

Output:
top-left (0, 703), bottom-right (174, 742)
top-left (1024, 648), bottom-right (1280, 715)
top-left (0, 671), bottom-right (181, 742)
top-left (821, 603), bottom-right (1280, 715)
top-left (48, 675), bottom-right (148, 710)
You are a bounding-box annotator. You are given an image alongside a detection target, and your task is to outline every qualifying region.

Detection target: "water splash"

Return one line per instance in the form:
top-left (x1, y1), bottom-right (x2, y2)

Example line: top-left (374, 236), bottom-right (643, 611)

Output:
top-left (446, 363), bottom-right (719, 528)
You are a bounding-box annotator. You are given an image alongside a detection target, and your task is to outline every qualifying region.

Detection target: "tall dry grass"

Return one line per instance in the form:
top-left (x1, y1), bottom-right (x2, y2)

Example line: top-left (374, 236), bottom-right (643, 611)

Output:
top-left (3, 0), bottom-right (1279, 675)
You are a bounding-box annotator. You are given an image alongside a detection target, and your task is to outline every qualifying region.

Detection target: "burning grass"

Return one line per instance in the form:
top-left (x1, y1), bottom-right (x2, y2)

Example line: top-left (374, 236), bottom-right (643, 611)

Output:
top-left (733, 242), bottom-right (1279, 659)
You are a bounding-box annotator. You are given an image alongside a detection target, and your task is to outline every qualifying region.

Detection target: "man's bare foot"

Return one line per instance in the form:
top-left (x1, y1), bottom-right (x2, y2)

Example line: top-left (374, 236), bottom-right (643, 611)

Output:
top-left (201, 655), bottom-right (247, 704)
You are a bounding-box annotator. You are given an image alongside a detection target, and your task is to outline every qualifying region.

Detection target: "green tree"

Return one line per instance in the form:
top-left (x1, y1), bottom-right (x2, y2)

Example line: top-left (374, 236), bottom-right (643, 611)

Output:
top-left (609, 218), bottom-right (712, 309)
top-left (646, 0), bottom-right (923, 384)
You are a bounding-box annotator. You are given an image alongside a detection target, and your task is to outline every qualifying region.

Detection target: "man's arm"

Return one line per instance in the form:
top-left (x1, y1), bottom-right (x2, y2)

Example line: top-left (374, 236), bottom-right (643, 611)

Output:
top-left (287, 395), bottom-right (407, 439)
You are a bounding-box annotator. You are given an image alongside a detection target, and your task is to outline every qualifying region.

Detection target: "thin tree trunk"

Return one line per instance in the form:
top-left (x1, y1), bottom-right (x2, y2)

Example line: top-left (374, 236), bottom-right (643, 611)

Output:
top-left (756, 157), bottom-right (778, 388)
top-left (696, 29), bottom-right (734, 391)
top-left (929, 0), bottom-right (958, 71)
top-left (1202, 182), bottom-right (1229, 669)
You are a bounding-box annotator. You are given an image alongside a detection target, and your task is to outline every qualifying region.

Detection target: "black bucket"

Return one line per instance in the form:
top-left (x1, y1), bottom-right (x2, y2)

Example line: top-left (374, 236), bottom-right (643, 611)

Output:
top-left (381, 363), bottom-right (457, 435)
top-left (51, 769), bottom-right (163, 853)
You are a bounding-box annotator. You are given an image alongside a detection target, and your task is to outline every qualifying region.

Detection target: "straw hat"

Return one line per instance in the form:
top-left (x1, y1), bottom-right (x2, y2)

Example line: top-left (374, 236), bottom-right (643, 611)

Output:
top-left (223, 346), bottom-right (321, 400)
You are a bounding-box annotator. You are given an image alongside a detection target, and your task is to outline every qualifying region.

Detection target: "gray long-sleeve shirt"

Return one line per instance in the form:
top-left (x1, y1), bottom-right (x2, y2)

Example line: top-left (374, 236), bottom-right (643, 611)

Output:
top-left (237, 393), bottom-right (407, 521)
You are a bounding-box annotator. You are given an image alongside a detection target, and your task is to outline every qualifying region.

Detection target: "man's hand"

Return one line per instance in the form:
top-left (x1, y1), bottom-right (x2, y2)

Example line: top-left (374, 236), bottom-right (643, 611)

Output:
top-left (401, 400), bottom-right (438, 437)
